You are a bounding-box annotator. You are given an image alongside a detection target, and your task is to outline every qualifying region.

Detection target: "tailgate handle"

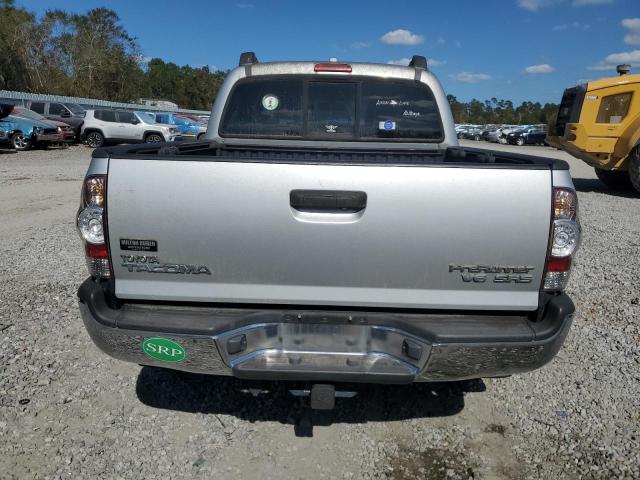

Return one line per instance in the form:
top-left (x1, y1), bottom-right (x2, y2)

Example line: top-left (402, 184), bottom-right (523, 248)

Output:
top-left (290, 190), bottom-right (367, 213)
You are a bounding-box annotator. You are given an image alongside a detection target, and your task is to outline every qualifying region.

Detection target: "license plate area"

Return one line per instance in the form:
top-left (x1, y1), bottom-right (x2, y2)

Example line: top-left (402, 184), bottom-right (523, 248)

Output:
top-left (215, 322), bottom-right (431, 374)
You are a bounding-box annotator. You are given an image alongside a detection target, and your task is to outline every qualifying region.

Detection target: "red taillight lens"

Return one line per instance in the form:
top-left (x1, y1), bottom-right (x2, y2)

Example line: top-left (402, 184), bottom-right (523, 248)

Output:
top-left (314, 63), bottom-right (352, 73)
top-left (543, 187), bottom-right (580, 291)
top-left (546, 256), bottom-right (572, 272)
top-left (85, 243), bottom-right (108, 259)
top-left (77, 175), bottom-right (111, 278)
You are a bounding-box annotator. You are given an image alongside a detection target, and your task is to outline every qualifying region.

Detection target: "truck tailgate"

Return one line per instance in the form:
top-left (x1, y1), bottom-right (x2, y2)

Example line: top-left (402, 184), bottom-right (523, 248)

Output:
top-left (106, 158), bottom-right (552, 310)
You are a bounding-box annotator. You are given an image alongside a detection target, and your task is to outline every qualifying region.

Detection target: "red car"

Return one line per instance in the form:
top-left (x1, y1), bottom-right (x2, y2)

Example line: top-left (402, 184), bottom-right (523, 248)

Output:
top-left (12, 106), bottom-right (75, 143)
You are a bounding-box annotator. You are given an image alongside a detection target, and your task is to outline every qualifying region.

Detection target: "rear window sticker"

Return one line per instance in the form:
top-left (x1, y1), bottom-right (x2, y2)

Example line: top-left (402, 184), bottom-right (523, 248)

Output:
top-left (376, 99), bottom-right (409, 107)
top-left (261, 94), bottom-right (279, 111)
top-left (379, 120), bottom-right (396, 131)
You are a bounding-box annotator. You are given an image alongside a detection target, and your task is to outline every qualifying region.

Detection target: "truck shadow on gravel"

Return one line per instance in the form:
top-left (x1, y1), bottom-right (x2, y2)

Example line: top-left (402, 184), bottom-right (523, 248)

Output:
top-left (135, 367), bottom-right (485, 436)
top-left (572, 177), bottom-right (640, 198)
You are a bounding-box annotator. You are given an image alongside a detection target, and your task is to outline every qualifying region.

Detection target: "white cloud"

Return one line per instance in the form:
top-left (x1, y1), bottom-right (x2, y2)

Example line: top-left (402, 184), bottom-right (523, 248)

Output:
top-left (437, 36), bottom-right (445, 45)
top-left (518, 0), bottom-right (611, 10)
top-left (525, 63), bottom-right (556, 73)
top-left (387, 58), bottom-right (444, 67)
top-left (517, 0), bottom-right (553, 11)
top-left (387, 58), bottom-right (412, 66)
top-left (449, 72), bottom-right (492, 83)
top-left (552, 21), bottom-right (589, 31)
top-left (588, 49), bottom-right (640, 70)
top-left (622, 18), bottom-right (640, 30)
top-left (236, 3), bottom-right (255, 8)
top-left (572, 0), bottom-right (612, 5)
top-left (625, 34), bottom-right (640, 46)
top-left (380, 29), bottom-right (424, 45)
top-left (623, 18), bottom-right (640, 45)
top-left (351, 41), bottom-right (371, 49)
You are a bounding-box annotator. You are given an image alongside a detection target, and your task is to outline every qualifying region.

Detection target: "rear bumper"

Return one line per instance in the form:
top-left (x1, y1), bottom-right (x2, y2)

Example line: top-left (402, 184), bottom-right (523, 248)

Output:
top-left (78, 279), bottom-right (574, 383)
top-left (34, 133), bottom-right (61, 142)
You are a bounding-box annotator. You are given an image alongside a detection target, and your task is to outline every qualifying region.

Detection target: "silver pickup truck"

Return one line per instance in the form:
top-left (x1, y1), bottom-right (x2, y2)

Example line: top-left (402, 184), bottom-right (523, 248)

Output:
top-left (76, 53), bottom-right (580, 408)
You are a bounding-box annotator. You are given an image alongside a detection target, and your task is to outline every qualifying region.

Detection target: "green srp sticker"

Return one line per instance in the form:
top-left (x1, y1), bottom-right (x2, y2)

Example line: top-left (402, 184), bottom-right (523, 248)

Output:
top-left (142, 337), bottom-right (186, 363)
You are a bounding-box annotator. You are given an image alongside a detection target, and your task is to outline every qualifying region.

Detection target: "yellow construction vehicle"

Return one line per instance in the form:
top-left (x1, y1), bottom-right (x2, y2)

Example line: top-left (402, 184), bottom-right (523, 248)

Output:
top-left (547, 64), bottom-right (640, 193)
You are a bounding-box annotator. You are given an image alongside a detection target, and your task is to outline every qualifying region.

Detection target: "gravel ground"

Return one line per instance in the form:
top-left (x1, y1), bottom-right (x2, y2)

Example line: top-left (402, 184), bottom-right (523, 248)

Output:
top-left (0, 142), bottom-right (638, 480)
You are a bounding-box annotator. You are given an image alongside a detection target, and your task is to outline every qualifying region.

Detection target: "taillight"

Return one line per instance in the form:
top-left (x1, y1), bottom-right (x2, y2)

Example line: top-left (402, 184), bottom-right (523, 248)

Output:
top-left (543, 187), bottom-right (580, 291)
top-left (76, 175), bottom-right (111, 278)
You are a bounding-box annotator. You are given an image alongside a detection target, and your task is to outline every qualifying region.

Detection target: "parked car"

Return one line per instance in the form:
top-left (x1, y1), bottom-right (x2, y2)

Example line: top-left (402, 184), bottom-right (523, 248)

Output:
top-left (176, 113), bottom-right (207, 123)
top-left (175, 115), bottom-right (207, 140)
top-left (76, 53), bottom-right (580, 409)
top-left (27, 101), bottom-right (86, 139)
top-left (0, 103), bottom-right (61, 150)
top-left (458, 127), bottom-right (484, 140)
top-left (12, 106), bottom-right (75, 143)
top-left (155, 112), bottom-right (206, 140)
top-left (81, 109), bottom-right (181, 148)
top-left (481, 127), bottom-right (501, 143)
top-left (0, 104), bottom-right (11, 147)
top-left (507, 128), bottom-right (547, 146)
top-left (497, 126), bottom-right (521, 144)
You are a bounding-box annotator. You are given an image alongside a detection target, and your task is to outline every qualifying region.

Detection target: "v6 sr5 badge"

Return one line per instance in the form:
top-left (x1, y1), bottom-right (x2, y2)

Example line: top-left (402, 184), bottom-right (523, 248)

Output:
top-left (449, 264), bottom-right (534, 284)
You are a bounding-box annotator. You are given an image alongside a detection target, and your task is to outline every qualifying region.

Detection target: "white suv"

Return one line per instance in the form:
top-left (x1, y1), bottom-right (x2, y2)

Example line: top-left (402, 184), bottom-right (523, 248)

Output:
top-left (81, 109), bottom-right (181, 148)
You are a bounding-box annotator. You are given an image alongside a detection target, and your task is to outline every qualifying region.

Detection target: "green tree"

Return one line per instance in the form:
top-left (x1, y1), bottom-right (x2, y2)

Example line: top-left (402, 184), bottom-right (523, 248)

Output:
top-left (0, 0), bottom-right (35, 90)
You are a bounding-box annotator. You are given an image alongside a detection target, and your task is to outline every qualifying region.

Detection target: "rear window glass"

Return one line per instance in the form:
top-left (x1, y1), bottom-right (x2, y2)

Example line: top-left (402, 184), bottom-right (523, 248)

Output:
top-left (219, 76), bottom-right (443, 142)
top-left (360, 80), bottom-right (442, 140)
top-left (221, 78), bottom-right (303, 137)
top-left (307, 82), bottom-right (356, 138)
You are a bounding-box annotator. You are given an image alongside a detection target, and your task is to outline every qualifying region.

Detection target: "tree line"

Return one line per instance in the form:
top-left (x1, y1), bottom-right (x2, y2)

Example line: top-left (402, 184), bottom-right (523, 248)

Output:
top-left (0, 1), bottom-right (559, 119)
top-left (447, 95), bottom-right (559, 126)
top-left (0, 0), bottom-right (224, 110)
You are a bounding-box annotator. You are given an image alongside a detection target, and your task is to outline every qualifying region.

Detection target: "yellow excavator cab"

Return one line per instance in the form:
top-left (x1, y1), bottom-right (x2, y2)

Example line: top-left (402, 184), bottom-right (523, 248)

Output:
top-left (547, 65), bottom-right (640, 193)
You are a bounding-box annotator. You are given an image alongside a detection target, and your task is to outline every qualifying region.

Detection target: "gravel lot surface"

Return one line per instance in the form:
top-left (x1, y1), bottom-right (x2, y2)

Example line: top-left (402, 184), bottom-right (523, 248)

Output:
top-left (0, 142), bottom-right (638, 479)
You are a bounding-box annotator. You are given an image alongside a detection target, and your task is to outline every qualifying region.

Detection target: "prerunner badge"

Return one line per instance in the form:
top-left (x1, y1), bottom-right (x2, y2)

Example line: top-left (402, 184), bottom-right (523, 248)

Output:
top-left (142, 337), bottom-right (186, 363)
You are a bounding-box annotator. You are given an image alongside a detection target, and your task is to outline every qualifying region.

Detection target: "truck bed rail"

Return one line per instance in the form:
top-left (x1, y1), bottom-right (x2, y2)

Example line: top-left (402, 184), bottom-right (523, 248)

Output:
top-left (93, 141), bottom-right (570, 170)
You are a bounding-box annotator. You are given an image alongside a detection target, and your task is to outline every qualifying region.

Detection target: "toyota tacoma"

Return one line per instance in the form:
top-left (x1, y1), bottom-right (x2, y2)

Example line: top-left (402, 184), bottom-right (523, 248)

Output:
top-left (76, 53), bottom-right (580, 408)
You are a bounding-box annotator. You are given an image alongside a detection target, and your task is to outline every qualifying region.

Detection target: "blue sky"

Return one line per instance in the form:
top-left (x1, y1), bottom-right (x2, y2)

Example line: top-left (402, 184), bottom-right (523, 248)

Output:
top-left (18, 0), bottom-right (640, 104)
